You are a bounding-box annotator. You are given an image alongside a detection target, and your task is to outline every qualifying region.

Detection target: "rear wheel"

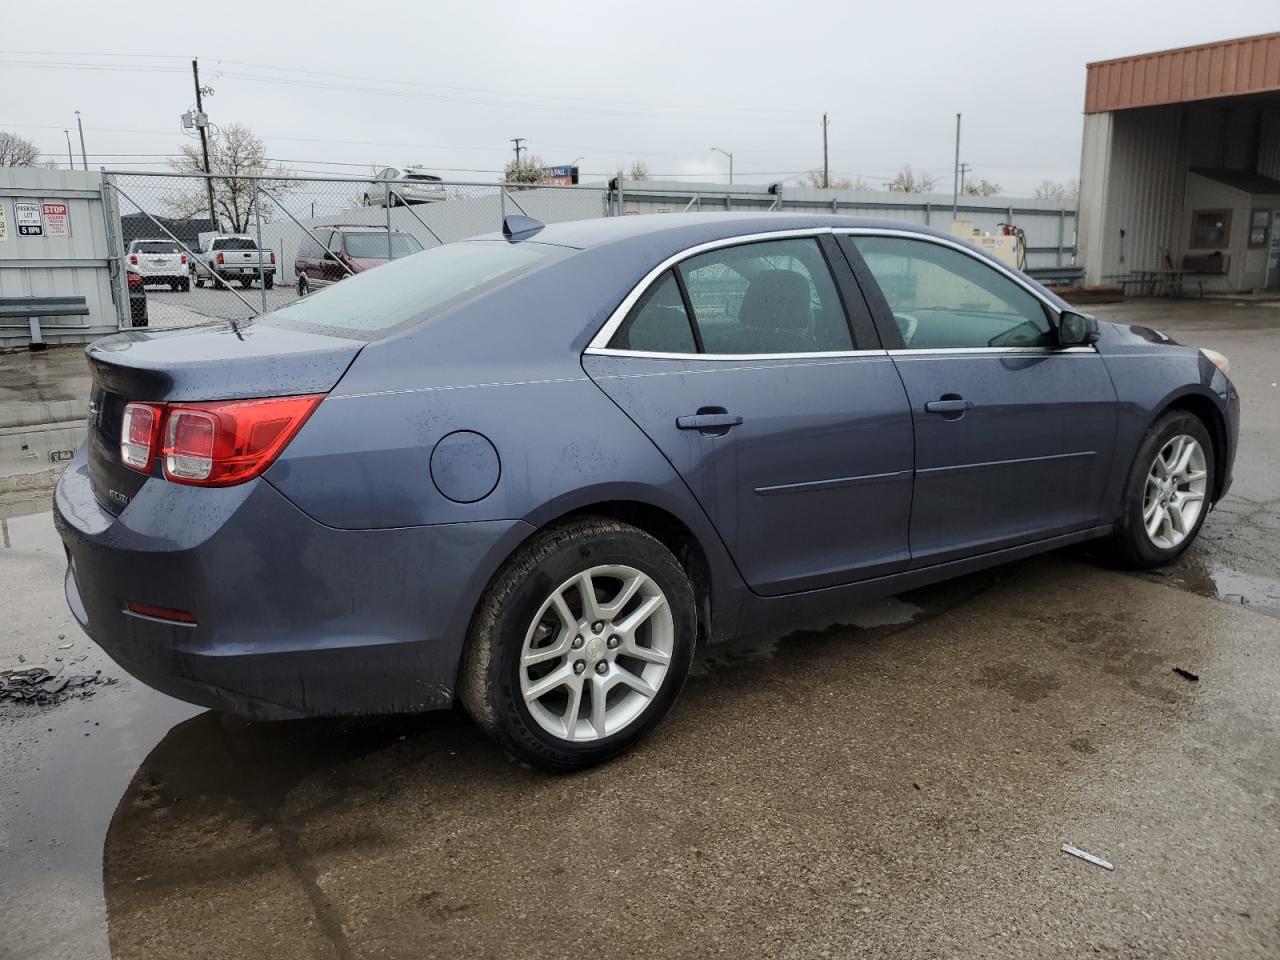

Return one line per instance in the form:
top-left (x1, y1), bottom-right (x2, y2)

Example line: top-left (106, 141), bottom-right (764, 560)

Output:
top-left (1110, 410), bottom-right (1214, 567)
top-left (264, 275), bottom-right (274, 290)
top-left (194, 271), bottom-right (204, 288)
top-left (459, 518), bottom-right (696, 771)
top-left (297, 274), bottom-right (309, 296)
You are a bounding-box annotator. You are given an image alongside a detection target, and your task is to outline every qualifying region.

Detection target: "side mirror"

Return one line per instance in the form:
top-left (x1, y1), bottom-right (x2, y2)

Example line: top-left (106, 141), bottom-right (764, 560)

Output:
top-left (1057, 310), bottom-right (1099, 347)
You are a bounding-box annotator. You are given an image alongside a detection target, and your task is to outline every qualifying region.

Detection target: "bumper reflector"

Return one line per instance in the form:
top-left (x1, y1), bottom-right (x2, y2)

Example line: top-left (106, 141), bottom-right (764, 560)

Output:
top-left (125, 601), bottom-right (197, 625)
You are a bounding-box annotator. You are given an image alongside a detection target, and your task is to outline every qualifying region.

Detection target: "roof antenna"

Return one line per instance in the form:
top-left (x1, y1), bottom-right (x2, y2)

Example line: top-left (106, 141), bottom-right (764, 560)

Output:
top-left (502, 214), bottom-right (544, 241)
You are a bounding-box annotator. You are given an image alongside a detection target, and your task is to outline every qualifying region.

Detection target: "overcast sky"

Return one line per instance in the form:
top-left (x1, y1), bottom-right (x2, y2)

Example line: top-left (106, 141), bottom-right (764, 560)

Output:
top-left (3, 1), bottom-right (1278, 197)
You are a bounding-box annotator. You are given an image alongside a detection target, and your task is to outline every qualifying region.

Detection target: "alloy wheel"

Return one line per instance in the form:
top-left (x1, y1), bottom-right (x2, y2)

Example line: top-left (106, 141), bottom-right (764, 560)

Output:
top-left (1142, 434), bottom-right (1208, 550)
top-left (519, 564), bottom-right (674, 742)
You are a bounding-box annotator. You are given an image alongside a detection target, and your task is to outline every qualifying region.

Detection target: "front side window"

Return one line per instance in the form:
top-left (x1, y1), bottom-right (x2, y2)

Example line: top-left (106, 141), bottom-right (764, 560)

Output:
top-left (678, 238), bottom-right (852, 355)
top-left (849, 236), bottom-right (1053, 350)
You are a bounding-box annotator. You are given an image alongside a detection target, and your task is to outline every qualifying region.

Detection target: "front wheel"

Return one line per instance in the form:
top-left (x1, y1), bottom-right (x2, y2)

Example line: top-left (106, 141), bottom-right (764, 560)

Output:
top-left (1110, 410), bottom-right (1215, 567)
top-left (459, 518), bottom-right (696, 771)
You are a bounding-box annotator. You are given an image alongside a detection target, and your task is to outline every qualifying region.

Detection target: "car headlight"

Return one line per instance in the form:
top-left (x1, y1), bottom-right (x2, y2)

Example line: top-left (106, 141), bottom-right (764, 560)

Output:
top-left (1200, 348), bottom-right (1229, 377)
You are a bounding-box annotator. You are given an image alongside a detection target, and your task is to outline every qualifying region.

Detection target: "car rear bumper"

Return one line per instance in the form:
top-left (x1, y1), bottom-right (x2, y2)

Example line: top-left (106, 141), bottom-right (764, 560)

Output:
top-left (54, 448), bottom-right (532, 719)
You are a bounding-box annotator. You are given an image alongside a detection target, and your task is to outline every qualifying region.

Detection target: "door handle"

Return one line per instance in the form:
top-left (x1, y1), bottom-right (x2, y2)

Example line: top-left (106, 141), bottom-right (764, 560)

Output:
top-left (923, 395), bottom-right (973, 420)
top-left (677, 407), bottom-right (743, 436)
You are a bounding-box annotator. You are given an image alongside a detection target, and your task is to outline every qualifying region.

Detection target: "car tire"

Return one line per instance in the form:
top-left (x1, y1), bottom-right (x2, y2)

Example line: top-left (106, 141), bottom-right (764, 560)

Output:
top-left (179, 279), bottom-right (190, 292)
top-left (1109, 409), bottom-right (1215, 568)
top-left (459, 517), bottom-right (696, 772)
top-left (265, 275), bottom-right (274, 290)
top-left (363, 193), bottom-right (371, 207)
top-left (297, 275), bottom-right (309, 296)
top-left (194, 273), bottom-right (204, 288)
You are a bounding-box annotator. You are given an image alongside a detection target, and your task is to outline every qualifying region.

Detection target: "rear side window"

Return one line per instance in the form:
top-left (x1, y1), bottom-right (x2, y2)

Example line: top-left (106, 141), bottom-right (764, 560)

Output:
top-left (680, 238), bottom-right (853, 355)
top-left (608, 271), bottom-right (696, 353)
top-left (344, 233), bottom-right (424, 259)
top-left (269, 240), bottom-right (564, 334)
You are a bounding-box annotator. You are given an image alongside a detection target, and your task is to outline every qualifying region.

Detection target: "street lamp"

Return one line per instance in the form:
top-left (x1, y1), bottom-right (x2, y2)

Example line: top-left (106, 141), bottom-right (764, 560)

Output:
top-left (711, 146), bottom-right (734, 185)
top-left (63, 129), bottom-right (73, 170)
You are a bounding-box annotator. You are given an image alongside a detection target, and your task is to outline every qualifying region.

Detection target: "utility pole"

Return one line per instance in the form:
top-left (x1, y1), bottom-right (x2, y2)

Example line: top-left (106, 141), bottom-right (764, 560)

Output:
top-left (74, 111), bottom-right (87, 170)
top-left (822, 113), bottom-right (829, 189)
top-left (510, 138), bottom-right (526, 165)
top-left (63, 129), bottom-right (73, 169)
top-left (951, 112), bottom-right (961, 220)
top-left (192, 59), bottom-right (218, 230)
top-left (958, 162), bottom-right (971, 198)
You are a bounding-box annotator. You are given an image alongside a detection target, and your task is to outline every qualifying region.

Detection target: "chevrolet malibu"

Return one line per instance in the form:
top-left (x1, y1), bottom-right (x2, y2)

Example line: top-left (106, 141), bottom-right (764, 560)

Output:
top-left (55, 214), bottom-right (1239, 770)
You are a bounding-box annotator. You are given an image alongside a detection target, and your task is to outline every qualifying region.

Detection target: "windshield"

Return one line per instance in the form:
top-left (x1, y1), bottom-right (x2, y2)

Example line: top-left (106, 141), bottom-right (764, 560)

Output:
top-left (212, 237), bottom-right (257, 250)
top-left (133, 241), bottom-right (180, 254)
top-left (344, 233), bottom-right (423, 259)
top-left (268, 240), bottom-right (566, 334)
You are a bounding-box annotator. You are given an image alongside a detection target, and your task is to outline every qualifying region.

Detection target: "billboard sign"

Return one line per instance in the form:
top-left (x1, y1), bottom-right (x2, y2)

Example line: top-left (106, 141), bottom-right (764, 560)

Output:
top-left (541, 164), bottom-right (578, 186)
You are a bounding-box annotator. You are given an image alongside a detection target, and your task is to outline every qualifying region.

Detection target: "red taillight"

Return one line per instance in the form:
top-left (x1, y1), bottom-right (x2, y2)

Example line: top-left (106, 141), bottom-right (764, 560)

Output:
top-left (215, 251), bottom-right (225, 265)
top-left (129, 253), bottom-right (138, 265)
top-left (180, 253), bottom-right (187, 265)
top-left (269, 251), bottom-right (276, 265)
top-left (162, 395), bottom-right (323, 486)
top-left (120, 402), bottom-right (162, 472)
top-left (125, 601), bottom-right (196, 625)
top-left (126, 271), bottom-right (144, 290)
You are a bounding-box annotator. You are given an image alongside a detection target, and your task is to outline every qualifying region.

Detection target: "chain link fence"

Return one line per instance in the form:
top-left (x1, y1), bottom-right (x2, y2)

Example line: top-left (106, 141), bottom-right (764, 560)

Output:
top-left (100, 171), bottom-right (610, 330)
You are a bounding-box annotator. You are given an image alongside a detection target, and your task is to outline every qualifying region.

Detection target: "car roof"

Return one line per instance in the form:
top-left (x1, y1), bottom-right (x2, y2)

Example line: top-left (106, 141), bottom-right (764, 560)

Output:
top-left (475, 211), bottom-right (963, 252)
top-left (322, 224), bottom-right (414, 233)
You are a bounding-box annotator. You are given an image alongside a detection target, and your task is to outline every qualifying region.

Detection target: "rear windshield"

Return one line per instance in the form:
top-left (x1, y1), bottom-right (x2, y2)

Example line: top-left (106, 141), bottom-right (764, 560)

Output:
top-left (212, 237), bottom-right (257, 250)
top-left (268, 240), bottom-right (565, 334)
top-left (133, 241), bottom-right (180, 254)
top-left (345, 233), bottom-right (423, 259)
top-left (405, 173), bottom-right (442, 182)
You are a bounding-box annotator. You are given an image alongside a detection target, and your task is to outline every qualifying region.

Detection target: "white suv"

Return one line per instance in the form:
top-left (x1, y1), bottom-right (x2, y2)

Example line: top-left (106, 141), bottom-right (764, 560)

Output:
top-left (363, 166), bottom-right (447, 207)
top-left (126, 239), bottom-right (190, 291)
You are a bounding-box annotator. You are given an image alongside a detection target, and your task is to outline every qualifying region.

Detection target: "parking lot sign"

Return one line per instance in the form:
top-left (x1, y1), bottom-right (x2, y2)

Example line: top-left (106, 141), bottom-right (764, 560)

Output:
top-left (41, 202), bottom-right (70, 238)
top-left (14, 201), bottom-right (42, 237)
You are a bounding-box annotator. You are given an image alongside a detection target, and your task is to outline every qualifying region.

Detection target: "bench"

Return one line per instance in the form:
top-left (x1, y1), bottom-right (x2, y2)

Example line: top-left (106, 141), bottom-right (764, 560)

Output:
top-left (1026, 266), bottom-right (1085, 287)
top-left (0, 296), bottom-right (90, 349)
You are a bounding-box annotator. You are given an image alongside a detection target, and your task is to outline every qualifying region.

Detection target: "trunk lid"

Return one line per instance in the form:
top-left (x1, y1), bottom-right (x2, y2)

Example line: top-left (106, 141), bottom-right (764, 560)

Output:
top-left (85, 321), bottom-right (362, 514)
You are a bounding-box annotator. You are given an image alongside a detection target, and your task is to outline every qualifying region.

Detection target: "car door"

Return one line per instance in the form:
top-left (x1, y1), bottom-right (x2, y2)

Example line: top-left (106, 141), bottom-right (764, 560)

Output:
top-left (318, 231), bottom-right (344, 285)
top-left (582, 233), bottom-right (914, 597)
top-left (838, 231), bottom-right (1118, 567)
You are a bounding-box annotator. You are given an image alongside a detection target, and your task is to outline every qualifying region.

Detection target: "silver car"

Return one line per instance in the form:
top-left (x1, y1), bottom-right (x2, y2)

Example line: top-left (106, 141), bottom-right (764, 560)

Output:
top-left (363, 166), bottom-right (447, 207)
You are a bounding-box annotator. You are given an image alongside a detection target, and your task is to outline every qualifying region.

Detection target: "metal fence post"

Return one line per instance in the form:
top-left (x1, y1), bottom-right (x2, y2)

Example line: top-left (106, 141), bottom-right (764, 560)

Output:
top-left (98, 171), bottom-right (128, 330)
top-left (924, 202), bottom-right (932, 227)
top-left (1057, 209), bottom-right (1066, 267)
top-left (385, 186), bottom-right (393, 259)
top-left (253, 185), bottom-right (267, 314)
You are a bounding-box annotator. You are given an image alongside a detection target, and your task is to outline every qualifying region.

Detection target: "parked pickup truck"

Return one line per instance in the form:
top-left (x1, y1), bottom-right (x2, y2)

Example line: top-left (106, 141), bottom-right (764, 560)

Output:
top-left (190, 234), bottom-right (276, 289)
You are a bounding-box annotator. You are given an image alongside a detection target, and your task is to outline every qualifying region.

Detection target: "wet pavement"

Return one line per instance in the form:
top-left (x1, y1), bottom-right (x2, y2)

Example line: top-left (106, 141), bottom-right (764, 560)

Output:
top-left (1, 298), bottom-right (1278, 959)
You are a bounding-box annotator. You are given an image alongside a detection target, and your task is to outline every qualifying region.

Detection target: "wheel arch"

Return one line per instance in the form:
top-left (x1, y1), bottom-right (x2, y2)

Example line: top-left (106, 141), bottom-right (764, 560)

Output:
top-left (1155, 388), bottom-right (1229, 503)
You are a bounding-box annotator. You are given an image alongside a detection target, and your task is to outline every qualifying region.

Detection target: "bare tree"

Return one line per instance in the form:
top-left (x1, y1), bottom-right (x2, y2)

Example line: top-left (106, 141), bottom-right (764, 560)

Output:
top-left (164, 123), bottom-right (297, 232)
top-left (1033, 178), bottom-right (1079, 201)
top-left (962, 177), bottom-right (1003, 197)
top-left (503, 152), bottom-right (546, 189)
top-left (0, 130), bottom-right (42, 167)
top-left (628, 160), bottom-right (650, 181)
top-left (885, 165), bottom-right (939, 193)
top-left (803, 170), bottom-right (868, 190)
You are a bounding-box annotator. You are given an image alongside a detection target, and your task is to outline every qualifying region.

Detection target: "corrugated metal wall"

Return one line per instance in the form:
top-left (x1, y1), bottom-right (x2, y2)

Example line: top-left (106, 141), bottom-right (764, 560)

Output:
top-left (0, 168), bottom-right (118, 348)
top-left (1078, 99), bottom-right (1280, 286)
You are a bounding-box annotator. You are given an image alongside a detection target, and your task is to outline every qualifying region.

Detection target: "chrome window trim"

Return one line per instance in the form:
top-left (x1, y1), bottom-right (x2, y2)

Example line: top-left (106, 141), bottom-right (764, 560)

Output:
top-left (585, 346), bottom-right (889, 361)
top-left (584, 224), bottom-right (1098, 361)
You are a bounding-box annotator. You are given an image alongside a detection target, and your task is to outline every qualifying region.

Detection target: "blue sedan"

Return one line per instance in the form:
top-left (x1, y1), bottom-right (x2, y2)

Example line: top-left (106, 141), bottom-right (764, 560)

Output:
top-left (55, 214), bottom-right (1239, 770)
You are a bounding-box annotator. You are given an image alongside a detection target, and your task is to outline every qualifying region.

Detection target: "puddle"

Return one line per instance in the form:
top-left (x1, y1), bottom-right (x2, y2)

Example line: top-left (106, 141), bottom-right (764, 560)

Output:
top-left (1147, 549), bottom-right (1280, 618)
